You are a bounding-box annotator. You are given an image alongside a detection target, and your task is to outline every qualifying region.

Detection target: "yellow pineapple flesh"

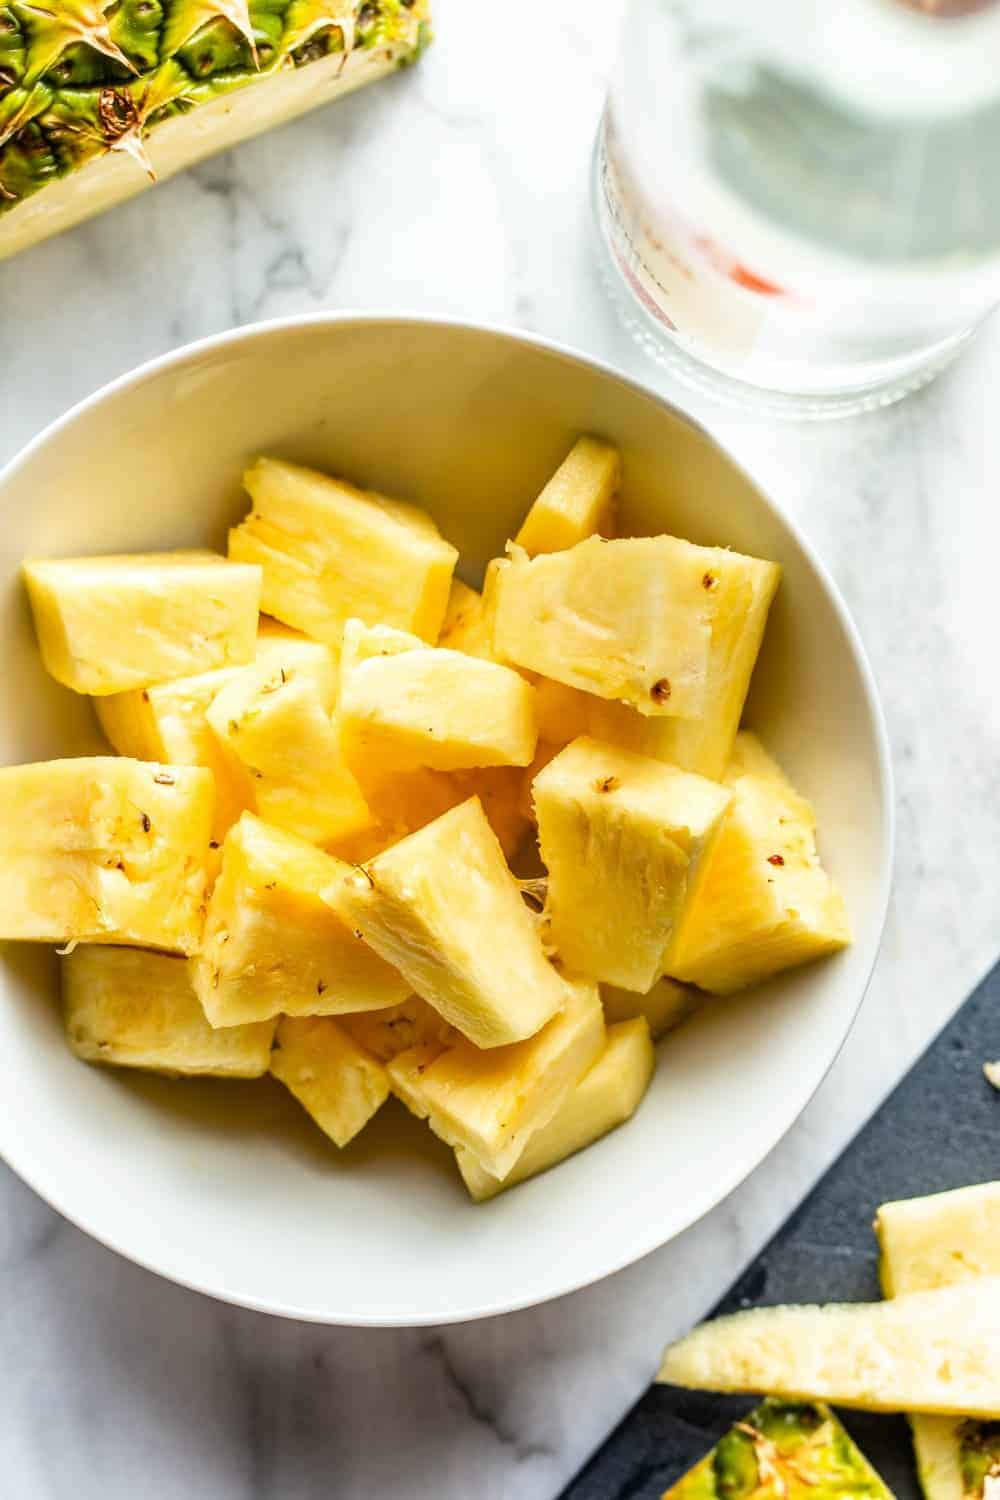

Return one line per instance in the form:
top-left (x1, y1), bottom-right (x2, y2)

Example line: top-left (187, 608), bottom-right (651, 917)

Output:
top-left (437, 580), bottom-right (493, 658)
top-left (206, 652), bottom-right (371, 847)
top-left (514, 436), bottom-right (620, 556)
top-left (190, 812), bottom-right (409, 1028)
top-left (338, 995), bottom-right (457, 1063)
top-left (388, 976), bottom-right (604, 1179)
top-left (601, 976), bottom-right (701, 1040)
top-left (228, 458), bottom-right (457, 649)
top-left (64, 944), bottom-right (274, 1077)
top-left (339, 619), bottom-right (537, 773)
top-left (668, 732), bottom-right (850, 995)
top-left (23, 550), bottom-right (261, 695)
top-left (533, 736), bottom-right (732, 992)
top-left (324, 797), bottom-right (568, 1048)
top-left (270, 1016), bottom-right (389, 1148)
top-left (456, 1015), bottom-right (654, 1200)
top-left (0, 757), bottom-right (212, 953)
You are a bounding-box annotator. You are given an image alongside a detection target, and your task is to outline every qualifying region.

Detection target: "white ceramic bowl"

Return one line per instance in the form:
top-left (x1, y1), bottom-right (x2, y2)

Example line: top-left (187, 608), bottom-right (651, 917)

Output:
top-left (0, 317), bottom-right (892, 1326)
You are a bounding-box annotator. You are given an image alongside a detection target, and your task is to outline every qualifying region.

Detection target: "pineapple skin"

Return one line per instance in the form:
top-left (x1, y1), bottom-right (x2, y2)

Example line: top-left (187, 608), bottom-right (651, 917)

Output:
top-left (64, 945), bottom-right (274, 1077)
top-left (668, 733), bottom-right (850, 995)
top-left (325, 797), bottom-right (568, 1049)
top-left (270, 1016), bottom-right (390, 1148)
top-left (0, 757), bottom-right (212, 953)
top-left (534, 736), bottom-right (733, 993)
top-left (388, 976), bottom-right (605, 1180)
top-left (0, 4), bottom-right (431, 262)
top-left (514, 436), bottom-right (620, 556)
top-left (601, 976), bottom-right (701, 1041)
top-left (456, 1016), bottom-right (654, 1201)
top-left (660, 1400), bottom-right (895, 1500)
top-left (228, 458), bottom-right (457, 650)
top-left (191, 812), bottom-right (409, 1028)
top-left (657, 1279), bottom-right (1000, 1416)
top-left (339, 619), bottom-right (538, 773)
top-left (23, 551), bottom-right (261, 695)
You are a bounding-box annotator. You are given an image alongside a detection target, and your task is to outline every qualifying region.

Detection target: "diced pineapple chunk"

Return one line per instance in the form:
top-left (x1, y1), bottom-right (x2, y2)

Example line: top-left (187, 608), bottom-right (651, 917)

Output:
top-left (206, 652), bottom-right (370, 846)
top-left (191, 813), bottom-right (409, 1028)
top-left (493, 535), bottom-right (773, 721)
top-left (325, 797), bottom-right (567, 1048)
top-left (338, 620), bottom-right (537, 773)
top-left (64, 945), bottom-right (274, 1076)
top-left (228, 458), bottom-right (457, 648)
top-left (514, 436), bottom-right (620, 556)
top-left (339, 995), bottom-right (457, 1063)
top-left (668, 733), bottom-right (850, 995)
top-left (270, 1016), bottom-right (389, 1148)
top-left (0, 758), bottom-right (212, 953)
top-left (658, 1279), bottom-right (1000, 1416)
top-left (601, 976), bottom-right (700, 1040)
top-left (534, 737), bottom-right (732, 992)
top-left (456, 1016), bottom-right (654, 1200)
top-left (438, 580), bottom-right (493, 658)
top-left (388, 977), bottom-right (604, 1180)
top-left (23, 551), bottom-right (261, 696)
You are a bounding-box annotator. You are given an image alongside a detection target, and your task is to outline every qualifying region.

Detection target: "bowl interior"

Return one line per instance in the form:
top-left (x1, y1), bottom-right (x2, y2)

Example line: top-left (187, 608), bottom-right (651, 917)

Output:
top-left (0, 319), bottom-right (890, 1325)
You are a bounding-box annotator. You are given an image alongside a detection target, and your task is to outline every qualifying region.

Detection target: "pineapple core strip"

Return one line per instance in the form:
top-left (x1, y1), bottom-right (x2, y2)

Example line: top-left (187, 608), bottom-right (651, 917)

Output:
top-left (514, 436), bottom-right (620, 557)
top-left (601, 976), bottom-right (701, 1041)
top-left (191, 812), bottom-right (409, 1028)
top-left (325, 797), bottom-right (568, 1049)
top-left (534, 736), bottom-right (733, 993)
top-left (270, 1016), bottom-right (390, 1149)
top-left (64, 945), bottom-right (274, 1078)
top-left (667, 732), bottom-right (850, 995)
top-left (206, 652), bottom-right (371, 847)
top-left (0, 757), bottom-right (212, 954)
top-left (23, 550), bottom-right (261, 695)
top-left (876, 1183), bottom-right (1000, 1500)
top-left (389, 977), bottom-right (605, 1180)
top-left (229, 458), bottom-right (457, 649)
top-left (338, 619), bottom-right (538, 773)
top-left (456, 1016), bottom-right (654, 1201)
top-left (658, 1278), bottom-right (1000, 1415)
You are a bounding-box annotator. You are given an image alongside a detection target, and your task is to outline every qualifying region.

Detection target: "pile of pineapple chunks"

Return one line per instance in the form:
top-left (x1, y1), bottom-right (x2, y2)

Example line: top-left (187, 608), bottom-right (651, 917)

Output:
top-left (3, 437), bottom-right (850, 1200)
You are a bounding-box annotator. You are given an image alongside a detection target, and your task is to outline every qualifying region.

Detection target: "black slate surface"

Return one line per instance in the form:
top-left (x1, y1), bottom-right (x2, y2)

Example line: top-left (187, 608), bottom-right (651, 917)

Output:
top-left (560, 960), bottom-right (1000, 1500)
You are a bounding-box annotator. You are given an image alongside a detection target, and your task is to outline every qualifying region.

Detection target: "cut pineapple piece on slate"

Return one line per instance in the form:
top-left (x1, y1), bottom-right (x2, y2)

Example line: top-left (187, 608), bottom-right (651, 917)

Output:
top-left (325, 797), bottom-right (567, 1048)
top-left (339, 619), bottom-right (537, 773)
top-left (339, 995), bottom-right (457, 1064)
top-left (661, 1399), bottom-right (895, 1500)
top-left (456, 1016), bottom-right (654, 1201)
top-left (228, 458), bottom-right (457, 649)
top-left (876, 1183), bottom-right (1000, 1500)
top-left (270, 1016), bottom-right (390, 1148)
top-left (23, 550), bottom-right (261, 695)
top-left (492, 534), bottom-right (775, 721)
top-left (514, 436), bottom-right (620, 556)
top-left (64, 945), bottom-right (274, 1077)
top-left (206, 651), bottom-right (370, 846)
top-left (658, 1279), bottom-right (1000, 1415)
top-left (534, 737), bottom-right (732, 992)
top-left (191, 812), bottom-right (408, 1028)
top-left (438, 580), bottom-right (493, 658)
top-left (668, 733), bottom-right (850, 995)
top-left (0, 758), bottom-right (212, 953)
top-left (601, 976), bottom-right (701, 1041)
top-left (388, 977), bottom-right (604, 1180)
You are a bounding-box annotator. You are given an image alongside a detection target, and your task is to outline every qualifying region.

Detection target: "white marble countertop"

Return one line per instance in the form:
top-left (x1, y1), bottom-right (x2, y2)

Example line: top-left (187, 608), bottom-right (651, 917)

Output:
top-left (3, 3), bottom-right (1000, 1496)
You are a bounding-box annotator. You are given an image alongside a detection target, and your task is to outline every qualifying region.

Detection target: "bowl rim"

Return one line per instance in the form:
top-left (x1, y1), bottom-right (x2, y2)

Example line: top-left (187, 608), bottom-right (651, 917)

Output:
top-left (0, 311), bottom-right (895, 1326)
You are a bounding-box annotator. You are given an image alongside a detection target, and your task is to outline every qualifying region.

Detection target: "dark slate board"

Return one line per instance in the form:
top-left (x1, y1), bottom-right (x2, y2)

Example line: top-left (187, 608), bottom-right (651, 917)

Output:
top-left (560, 961), bottom-right (1000, 1500)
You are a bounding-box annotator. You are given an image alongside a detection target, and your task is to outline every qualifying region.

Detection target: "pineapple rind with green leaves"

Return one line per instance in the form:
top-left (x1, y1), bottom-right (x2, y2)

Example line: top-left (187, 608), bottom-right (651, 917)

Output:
top-left (270, 1014), bottom-right (390, 1147)
top-left (0, 1), bottom-right (431, 259)
top-left (191, 811), bottom-right (409, 1027)
top-left (661, 1399), bottom-right (895, 1500)
top-left (0, 756), bottom-right (212, 953)
top-left (456, 1015), bottom-right (654, 1201)
top-left (64, 943), bottom-right (275, 1076)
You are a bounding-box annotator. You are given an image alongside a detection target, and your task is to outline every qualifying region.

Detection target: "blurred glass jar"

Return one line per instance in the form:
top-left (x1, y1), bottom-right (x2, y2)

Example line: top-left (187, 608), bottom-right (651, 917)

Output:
top-left (595, 0), bottom-right (1000, 416)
